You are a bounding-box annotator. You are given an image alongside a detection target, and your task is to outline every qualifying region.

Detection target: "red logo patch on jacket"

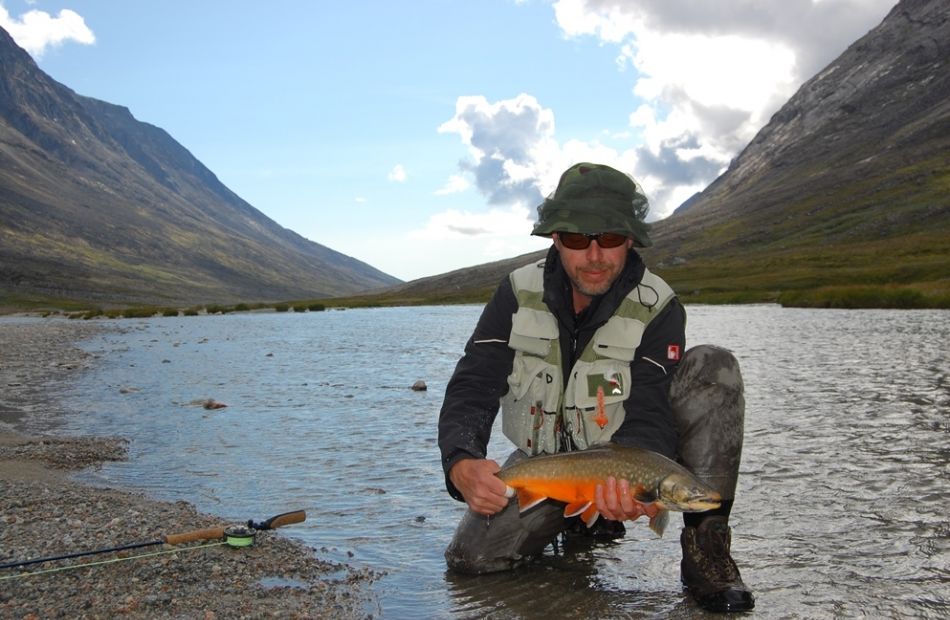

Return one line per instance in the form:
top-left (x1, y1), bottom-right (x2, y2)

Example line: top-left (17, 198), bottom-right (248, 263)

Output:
top-left (667, 344), bottom-right (681, 361)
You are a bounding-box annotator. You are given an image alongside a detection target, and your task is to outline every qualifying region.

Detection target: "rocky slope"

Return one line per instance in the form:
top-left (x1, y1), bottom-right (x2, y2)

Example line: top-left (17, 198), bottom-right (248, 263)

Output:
top-left (387, 0), bottom-right (949, 307)
top-left (0, 27), bottom-right (400, 308)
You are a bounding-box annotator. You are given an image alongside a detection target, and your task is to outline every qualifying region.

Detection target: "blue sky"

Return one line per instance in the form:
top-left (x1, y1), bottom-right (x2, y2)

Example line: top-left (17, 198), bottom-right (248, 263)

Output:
top-left (2, 0), bottom-right (897, 281)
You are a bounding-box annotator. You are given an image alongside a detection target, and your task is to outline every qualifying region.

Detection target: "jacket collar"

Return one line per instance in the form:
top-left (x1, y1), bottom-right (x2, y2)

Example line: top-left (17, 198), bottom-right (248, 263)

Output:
top-left (541, 244), bottom-right (646, 331)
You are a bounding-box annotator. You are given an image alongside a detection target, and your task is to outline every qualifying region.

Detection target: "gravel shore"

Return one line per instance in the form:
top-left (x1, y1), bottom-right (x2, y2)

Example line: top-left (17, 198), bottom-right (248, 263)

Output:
top-left (0, 319), bottom-right (377, 619)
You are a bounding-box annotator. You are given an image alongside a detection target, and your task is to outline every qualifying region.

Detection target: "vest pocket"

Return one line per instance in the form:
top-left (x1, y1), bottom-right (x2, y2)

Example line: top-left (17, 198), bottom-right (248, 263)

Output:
top-left (591, 315), bottom-right (644, 361)
top-left (508, 308), bottom-right (559, 357)
top-left (566, 362), bottom-right (630, 449)
top-left (501, 355), bottom-right (562, 455)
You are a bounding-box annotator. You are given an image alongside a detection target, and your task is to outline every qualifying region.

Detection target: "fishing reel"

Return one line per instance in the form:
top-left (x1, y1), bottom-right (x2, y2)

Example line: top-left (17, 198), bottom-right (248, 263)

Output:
top-left (0, 510), bottom-right (306, 572)
top-left (223, 510), bottom-right (308, 548)
top-left (223, 525), bottom-right (256, 548)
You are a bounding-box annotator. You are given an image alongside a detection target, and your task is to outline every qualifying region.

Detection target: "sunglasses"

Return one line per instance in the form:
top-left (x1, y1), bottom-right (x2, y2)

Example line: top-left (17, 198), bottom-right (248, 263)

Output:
top-left (557, 231), bottom-right (628, 250)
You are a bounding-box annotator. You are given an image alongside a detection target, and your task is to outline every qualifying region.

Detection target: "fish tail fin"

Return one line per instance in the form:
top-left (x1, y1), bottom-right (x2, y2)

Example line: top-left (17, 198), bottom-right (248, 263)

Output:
top-left (648, 508), bottom-right (669, 537)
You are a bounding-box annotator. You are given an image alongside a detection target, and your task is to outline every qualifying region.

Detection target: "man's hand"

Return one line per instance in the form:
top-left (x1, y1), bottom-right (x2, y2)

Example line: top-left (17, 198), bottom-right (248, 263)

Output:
top-left (449, 458), bottom-right (511, 516)
top-left (595, 476), bottom-right (660, 523)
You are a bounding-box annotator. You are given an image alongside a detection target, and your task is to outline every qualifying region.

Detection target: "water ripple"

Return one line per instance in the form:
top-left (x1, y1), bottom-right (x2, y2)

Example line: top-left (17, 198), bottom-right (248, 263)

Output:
top-left (49, 305), bottom-right (950, 618)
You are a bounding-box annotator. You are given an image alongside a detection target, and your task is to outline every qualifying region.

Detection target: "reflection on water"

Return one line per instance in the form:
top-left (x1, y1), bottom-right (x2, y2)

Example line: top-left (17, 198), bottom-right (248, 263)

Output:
top-left (43, 305), bottom-right (950, 618)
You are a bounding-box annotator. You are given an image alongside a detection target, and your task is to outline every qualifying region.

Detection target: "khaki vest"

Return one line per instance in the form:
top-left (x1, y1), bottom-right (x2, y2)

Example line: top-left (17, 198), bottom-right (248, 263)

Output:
top-left (501, 259), bottom-right (675, 455)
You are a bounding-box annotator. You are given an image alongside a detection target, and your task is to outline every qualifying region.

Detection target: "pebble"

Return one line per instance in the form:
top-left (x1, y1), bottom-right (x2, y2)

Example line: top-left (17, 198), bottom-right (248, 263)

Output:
top-left (0, 319), bottom-right (379, 618)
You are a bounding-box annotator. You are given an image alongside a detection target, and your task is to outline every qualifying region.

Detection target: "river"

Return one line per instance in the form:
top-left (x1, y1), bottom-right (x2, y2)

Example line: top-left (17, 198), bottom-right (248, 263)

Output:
top-left (24, 305), bottom-right (950, 618)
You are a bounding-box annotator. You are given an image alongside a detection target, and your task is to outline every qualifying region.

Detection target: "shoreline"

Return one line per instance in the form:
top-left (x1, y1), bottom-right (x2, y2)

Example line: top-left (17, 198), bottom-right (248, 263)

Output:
top-left (0, 319), bottom-right (377, 619)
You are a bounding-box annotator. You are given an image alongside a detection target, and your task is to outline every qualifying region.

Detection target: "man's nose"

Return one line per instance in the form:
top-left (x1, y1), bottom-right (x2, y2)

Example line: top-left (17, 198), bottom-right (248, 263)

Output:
top-left (586, 239), bottom-right (605, 259)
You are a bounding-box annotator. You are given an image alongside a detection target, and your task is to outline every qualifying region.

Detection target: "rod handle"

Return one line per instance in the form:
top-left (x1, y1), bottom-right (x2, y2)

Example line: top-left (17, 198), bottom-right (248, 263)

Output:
top-left (258, 510), bottom-right (306, 530)
top-left (163, 526), bottom-right (227, 545)
top-left (162, 509), bottom-right (306, 545)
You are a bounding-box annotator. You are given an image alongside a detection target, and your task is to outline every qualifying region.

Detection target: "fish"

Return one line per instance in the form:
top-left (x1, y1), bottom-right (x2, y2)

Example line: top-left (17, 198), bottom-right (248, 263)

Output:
top-left (496, 443), bottom-right (721, 536)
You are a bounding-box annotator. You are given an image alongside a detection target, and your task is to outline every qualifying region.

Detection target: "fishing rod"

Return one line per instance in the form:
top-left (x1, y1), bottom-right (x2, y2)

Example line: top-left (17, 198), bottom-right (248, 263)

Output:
top-left (0, 509), bottom-right (305, 571)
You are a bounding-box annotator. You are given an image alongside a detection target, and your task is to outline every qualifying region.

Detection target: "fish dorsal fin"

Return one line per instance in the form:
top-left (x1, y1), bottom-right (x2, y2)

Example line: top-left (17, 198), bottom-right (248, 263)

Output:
top-left (563, 501), bottom-right (592, 518)
top-left (516, 489), bottom-right (548, 512)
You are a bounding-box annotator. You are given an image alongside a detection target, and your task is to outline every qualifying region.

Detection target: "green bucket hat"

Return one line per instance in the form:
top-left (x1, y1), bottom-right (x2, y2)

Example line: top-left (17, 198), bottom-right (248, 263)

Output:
top-left (532, 162), bottom-right (652, 247)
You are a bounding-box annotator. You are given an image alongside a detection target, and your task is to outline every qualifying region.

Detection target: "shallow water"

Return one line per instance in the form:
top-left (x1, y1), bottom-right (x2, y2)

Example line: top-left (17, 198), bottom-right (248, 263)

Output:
top-left (19, 305), bottom-right (950, 618)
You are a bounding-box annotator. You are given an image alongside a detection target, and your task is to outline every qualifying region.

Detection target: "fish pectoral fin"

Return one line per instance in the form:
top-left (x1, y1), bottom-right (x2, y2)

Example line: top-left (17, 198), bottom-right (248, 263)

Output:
top-left (648, 508), bottom-right (669, 537)
top-left (563, 501), bottom-right (592, 519)
top-left (580, 504), bottom-right (600, 528)
top-left (631, 485), bottom-right (657, 504)
top-left (516, 489), bottom-right (548, 513)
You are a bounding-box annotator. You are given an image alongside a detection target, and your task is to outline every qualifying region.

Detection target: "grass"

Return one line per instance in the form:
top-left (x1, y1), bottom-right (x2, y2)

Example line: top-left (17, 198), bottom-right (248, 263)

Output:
top-left (4, 230), bottom-right (948, 316)
top-left (777, 285), bottom-right (950, 309)
top-left (655, 232), bottom-right (950, 309)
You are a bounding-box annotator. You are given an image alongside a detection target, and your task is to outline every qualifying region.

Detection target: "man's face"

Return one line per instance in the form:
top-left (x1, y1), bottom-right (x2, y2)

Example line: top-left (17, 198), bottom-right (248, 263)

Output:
top-left (553, 232), bottom-right (632, 298)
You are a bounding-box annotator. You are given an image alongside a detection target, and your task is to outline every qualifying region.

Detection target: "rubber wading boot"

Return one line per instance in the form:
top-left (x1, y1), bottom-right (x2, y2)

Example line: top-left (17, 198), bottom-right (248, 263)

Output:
top-left (680, 517), bottom-right (755, 612)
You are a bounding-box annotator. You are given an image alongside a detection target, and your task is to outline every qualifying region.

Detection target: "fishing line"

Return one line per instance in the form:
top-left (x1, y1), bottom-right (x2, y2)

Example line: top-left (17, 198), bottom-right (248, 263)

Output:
top-left (0, 541), bottom-right (227, 582)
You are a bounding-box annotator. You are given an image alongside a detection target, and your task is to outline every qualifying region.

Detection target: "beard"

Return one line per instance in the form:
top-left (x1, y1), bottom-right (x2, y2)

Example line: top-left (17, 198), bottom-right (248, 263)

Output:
top-left (567, 261), bottom-right (622, 297)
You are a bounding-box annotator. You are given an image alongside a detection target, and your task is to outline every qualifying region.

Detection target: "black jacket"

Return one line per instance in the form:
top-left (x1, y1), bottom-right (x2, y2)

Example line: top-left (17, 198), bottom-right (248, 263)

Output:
top-left (438, 245), bottom-right (686, 500)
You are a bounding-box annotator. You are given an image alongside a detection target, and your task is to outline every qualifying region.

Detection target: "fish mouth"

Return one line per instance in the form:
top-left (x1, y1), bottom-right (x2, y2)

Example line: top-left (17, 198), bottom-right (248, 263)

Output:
top-left (680, 498), bottom-right (722, 511)
top-left (666, 485), bottom-right (722, 512)
top-left (656, 494), bottom-right (722, 512)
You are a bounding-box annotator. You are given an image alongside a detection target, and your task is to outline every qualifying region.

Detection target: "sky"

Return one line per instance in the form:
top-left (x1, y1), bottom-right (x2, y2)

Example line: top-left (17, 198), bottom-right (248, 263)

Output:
top-left (1, 0), bottom-right (898, 282)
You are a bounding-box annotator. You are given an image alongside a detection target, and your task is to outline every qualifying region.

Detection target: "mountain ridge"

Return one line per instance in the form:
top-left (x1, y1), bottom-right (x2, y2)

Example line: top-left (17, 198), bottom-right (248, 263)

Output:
top-left (375, 0), bottom-right (949, 309)
top-left (0, 26), bottom-right (400, 309)
top-left (2, 0), bottom-right (948, 312)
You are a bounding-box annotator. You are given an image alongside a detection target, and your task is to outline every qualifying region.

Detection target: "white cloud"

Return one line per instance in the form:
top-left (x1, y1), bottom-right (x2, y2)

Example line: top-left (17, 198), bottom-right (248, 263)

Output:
top-left (553, 0), bottom-right (639, 44)
top-left (440, 91), bottom-right (692, 221)
top-left (555, 0), bottom-right (897, 80)
top-left (334, 230), bottom-right (550, 282)
top-left (434, 174), bottom-right (470, 196)
top-left (409, 204), bottom-right (536, 241)
top-left (547, 0), bottom-right (897, 216)
top-left (438, 93), bottom-right (560, 208)
top-left (387, 164), bottom-right (407, 183)
top-left (0, 6), bottom-right (95, 57)
top-left (361, 199), bottom-right (550, 276)
top-left (436, 1), bottom-right (897, 221)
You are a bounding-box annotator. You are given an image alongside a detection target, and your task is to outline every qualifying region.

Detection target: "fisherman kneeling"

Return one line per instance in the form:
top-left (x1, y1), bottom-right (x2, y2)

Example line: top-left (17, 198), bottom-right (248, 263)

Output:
top-left (437, 162), bottom-right (755, 613)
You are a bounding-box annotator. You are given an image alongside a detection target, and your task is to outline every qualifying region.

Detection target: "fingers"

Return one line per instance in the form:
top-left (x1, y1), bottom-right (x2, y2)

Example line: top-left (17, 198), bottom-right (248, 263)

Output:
top-left (449, 458), bottom-right (511, 516)
top-left (617, 478), bottom-right (646, 519)
top-left (595, 477), bottom-right (653, 522)
top-left (471, 474), bottom-right (510, 516)
top-left (595, 477), bottom-right (622, 521)
top-left (638, 497), bottom-right (659, 519)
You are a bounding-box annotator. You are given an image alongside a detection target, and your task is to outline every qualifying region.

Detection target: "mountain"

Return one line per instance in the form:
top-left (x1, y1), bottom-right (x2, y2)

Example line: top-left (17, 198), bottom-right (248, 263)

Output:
top-left (651, 0), bottom-right (949, 293)
top-left (0, 26), bottom-right (400, 310)
top-left (383, 0), bottom-right (949, 308)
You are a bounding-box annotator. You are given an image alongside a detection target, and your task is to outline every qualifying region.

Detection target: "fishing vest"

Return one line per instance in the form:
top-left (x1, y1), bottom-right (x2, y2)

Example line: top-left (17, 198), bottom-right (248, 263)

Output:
top-left (500, 259), bottom-right (675, 455)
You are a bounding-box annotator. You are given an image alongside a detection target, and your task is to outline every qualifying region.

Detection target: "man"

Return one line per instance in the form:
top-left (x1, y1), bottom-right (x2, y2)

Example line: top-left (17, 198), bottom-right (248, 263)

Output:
top-left (438, 162), bottom-right (755, 613)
